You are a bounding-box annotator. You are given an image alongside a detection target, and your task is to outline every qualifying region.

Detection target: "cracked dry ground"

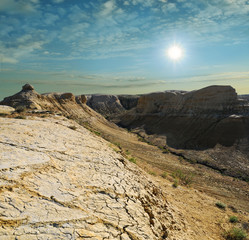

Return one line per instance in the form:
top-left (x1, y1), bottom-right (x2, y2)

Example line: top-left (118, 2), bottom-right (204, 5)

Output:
top-left (0, 116), bottom-right (190, 240)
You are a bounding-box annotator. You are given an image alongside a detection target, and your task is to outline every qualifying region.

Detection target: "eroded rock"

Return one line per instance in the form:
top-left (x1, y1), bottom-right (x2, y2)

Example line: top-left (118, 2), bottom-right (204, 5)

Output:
top-left (0, 105), bottom-right (15, 115)
top-left (0, 117), bottom-right (189, 239)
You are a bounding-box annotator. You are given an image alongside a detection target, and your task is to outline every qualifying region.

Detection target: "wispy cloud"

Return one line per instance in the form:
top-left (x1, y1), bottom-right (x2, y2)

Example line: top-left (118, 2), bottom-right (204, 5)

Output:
top-left (0, 0), bottom-right (38, 14)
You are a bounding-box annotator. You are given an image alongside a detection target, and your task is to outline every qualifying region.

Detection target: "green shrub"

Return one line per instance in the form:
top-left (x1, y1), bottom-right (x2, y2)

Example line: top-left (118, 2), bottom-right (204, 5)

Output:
top-left (172, 179), bottom-right (178, 188)
top-left (161, 172), bottom-right (167, 179)
top-left (162, 149), bottom-right (169, 154)
top-left (215, 202), bottom-right (226, 210)
top-left (93, 130), bottom-right (101, 136)
top-left (128, 157), bottom-right (136, 164)
top-left (113, 142), bottom-right (121, 148)
top-left (149, 171), bottom-right (156, 176)
top-left (171, 170), bottom-right (194, 186)
top-left (229, 216), bottom-right (239, 223)
top-left (224, 227), bottom-right (247, 240)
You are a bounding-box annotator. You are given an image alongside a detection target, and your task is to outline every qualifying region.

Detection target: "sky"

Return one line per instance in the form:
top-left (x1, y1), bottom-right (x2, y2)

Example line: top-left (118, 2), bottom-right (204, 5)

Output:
top-left (0, 0), bottom-right (249, 100)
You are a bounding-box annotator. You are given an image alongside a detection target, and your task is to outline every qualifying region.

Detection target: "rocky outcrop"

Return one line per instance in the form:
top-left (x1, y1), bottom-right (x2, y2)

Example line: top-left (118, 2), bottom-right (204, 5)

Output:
top-left (86, 94), bottom-right (125, 117)
top-left (118, 95), bottom-right (140, 110)
top-left (0, 116), bottom-right (188, 239)
top-left (0, 85), bottom-right (114, 130)
top-left (0, 84), bottom-right (42, 111)
top-left (84, 94), bottom-right (139, 117)
top-left (120, 85), bottom-right (249, 148)
top-left (0, 105), bottom-right (15, 115)
top-left (136, 86), bottom-right (238, 115)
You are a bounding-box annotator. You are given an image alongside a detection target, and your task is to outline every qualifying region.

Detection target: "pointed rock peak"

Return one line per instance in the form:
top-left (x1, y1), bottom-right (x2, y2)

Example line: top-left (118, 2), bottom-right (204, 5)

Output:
top-left (22, 83), bottom-right (34, 91)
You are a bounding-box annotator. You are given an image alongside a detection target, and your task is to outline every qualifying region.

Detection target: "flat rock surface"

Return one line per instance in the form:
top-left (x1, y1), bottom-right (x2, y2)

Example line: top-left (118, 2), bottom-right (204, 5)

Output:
top-left (0, 116), bottom-right (188, 240)
top-left (0, 106), bottom-right (15, 115)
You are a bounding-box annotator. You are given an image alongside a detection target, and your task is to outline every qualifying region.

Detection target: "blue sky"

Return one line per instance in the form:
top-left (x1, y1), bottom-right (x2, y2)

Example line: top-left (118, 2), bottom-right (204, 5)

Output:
top-left (0, 0), bottom-right (249, 100)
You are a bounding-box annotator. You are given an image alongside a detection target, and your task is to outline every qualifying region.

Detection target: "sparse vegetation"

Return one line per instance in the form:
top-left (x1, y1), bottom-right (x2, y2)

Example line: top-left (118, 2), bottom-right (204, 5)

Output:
top-left (172, 179), bottom-right (179, 188)
top-left (161, 172), bottom-right (167, 179)
top-left (68, 126), bottom-right (77, 130)
top-left (149, 171), bottom-right (156, 176)
top-left (113, 142), bottom-right (121, 148)
top-left (128, 157), bottom-right (136, 164)
top-left (224, 227), bottom-right (247, 240)
top-left (171, 169), bottom-right (194, 186)
top-left (93, 130), bottom-right (101, 136)
top-left (137, 135), bottom-right (147, 142)
top-left (162, 148), bottom-right (170, 154)
top-left (229, 216), bottom-right (239, 223)
top-left (215, 202), bottom-right (226, 210)
top-left (125, 150), bottom-right (131, 155)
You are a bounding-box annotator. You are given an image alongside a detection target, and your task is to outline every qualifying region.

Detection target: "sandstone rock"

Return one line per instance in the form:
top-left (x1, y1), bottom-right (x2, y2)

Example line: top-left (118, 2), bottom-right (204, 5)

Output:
top-left (0, 105), bottom-right (15, 115)
top-left (76, 95), bottom-right (87, 104)
top-left (0, 117), bottom-right (189, 239)
top-left (136, 86), bottom-right (238, 115)
top-left (118, 95), bottom-right (140, 110)
top-left (87, 94), bottom-right (125, 117)
top-left (22, 83), bottom-right (34, 91)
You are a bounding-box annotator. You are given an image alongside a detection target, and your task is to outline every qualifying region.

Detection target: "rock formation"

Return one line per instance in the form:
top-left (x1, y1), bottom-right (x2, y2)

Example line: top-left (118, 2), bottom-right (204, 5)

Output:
top-left (118, 95), bottom-right (140, 110)
top-left (118, 85), bottom-right (249, 180)
top-left (119, 85), bottom-right (249, 149)
top-left (85, 94), bottom-right (140, 117)
top-left (0, 105), bottom-right (15, 115)
top-left (0, 116), bottom-right (188, 239)
top-left (86, 94), bottom-right (125, 117)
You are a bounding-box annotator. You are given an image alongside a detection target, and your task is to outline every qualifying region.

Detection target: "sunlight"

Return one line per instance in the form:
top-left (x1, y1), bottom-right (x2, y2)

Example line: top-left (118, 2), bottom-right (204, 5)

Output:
top-left (167, 45), bottom-right (184, 61)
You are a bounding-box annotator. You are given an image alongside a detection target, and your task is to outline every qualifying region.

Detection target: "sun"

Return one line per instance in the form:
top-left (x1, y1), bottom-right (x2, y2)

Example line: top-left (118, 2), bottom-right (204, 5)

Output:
top-left (167, 45), bottom-right (183, 61)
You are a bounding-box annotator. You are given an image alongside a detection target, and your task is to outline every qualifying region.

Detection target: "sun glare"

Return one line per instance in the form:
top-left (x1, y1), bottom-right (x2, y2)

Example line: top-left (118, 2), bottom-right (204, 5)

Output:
top-left (167, 45), bottom-right (183, 61)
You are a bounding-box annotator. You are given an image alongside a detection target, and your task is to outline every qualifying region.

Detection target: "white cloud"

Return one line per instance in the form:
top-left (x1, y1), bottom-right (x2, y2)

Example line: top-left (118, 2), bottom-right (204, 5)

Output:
top-left (52, 0), bottom-right (64, 3)
top-left (0, 0), bottom-right (38, 14)
top-left (162, 3), bottom-right (178, 13)
top-left (43, 13), bottom-right (59, 25)
top-left (0, 54), bottom-right (18, 64)
top-left (99, 0), bottom-right (116, 16)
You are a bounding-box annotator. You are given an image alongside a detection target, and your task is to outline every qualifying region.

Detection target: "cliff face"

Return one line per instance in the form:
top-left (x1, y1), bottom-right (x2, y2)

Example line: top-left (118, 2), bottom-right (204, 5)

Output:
top-left (85, 94), bottom-right (140, 117)
top-left (119, 85), bottom-right (249, 149)
top-left (86, 94), bottom-right (125, 117)
top-left (136, 86), bottom-right (238, 114)
top-left (0, 116), bottom-right (188, 239)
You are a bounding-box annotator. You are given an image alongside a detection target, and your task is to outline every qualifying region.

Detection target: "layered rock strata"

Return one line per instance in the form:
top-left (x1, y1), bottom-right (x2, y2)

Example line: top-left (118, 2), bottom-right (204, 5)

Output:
top-left (119, 85), bottom-right (249, 149)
